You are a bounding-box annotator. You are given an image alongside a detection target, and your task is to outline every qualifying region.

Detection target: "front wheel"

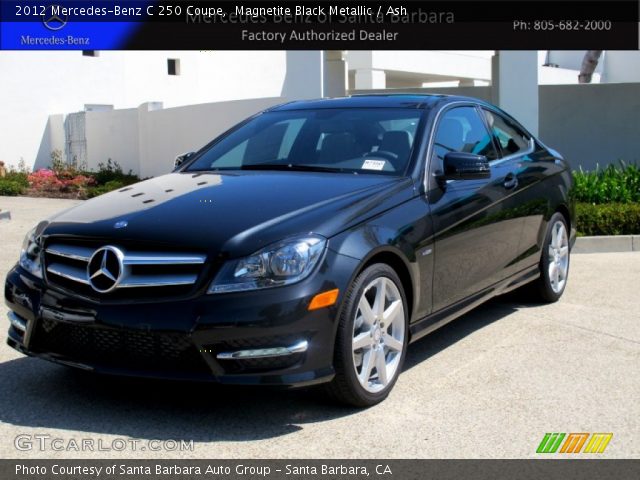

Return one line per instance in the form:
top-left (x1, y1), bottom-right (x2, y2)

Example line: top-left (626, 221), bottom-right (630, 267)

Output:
top-left (529, 212), bottom-right (571, 302)
top-left (324, 264), bottom-right (408, 407)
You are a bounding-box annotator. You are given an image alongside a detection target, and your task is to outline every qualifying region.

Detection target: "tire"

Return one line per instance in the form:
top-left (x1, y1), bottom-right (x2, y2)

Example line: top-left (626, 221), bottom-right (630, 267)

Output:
top-left (529, 212), bottom-right (571, 303)
top-left (324, 263), bottom-right (408, 407)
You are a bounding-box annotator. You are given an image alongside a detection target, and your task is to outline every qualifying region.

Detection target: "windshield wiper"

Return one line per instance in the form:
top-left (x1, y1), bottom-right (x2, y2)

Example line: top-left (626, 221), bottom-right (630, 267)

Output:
top-left (239, 164), bottom-right (348, 173)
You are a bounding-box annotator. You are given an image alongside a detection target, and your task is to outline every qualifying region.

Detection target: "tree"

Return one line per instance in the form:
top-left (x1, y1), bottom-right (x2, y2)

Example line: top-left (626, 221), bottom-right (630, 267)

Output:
top-left (578, 50), bottom-right (603, 84)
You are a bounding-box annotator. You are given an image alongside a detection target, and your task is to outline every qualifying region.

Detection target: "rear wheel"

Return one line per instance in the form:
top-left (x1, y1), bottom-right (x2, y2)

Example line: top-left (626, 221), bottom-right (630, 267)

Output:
top-left (529, 213), bottom-right (570, 302)
top-left (324, 264), bottom-right (408, 407)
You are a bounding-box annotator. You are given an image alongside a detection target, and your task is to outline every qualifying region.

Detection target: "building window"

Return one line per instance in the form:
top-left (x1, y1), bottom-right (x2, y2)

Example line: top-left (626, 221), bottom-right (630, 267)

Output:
top-left (82, 50), bottom-right (99, 57)
top-left (167, 58), bottom-right (181, 76)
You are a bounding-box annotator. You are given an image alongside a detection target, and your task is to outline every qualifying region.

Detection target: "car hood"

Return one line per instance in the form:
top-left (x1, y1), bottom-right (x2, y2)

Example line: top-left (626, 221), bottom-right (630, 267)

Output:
top-left (43, 171), bottom-right (414, 257)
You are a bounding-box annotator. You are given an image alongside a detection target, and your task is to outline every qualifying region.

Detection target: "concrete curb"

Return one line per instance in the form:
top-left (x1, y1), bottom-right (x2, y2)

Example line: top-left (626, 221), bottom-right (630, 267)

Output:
top-left (573, 235), bottom-right (640, 253)
top-left (0, 210), bottom-right (11, 221)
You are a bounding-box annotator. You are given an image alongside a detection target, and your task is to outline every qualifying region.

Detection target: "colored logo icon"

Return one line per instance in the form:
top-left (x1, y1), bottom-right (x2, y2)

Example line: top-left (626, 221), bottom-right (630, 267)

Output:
top-left (537, 433), bottom-right (613, 454)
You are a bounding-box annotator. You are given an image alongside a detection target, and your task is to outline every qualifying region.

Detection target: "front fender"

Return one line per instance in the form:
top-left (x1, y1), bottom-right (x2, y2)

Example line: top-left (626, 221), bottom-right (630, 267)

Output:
top-left (328, 196), bottom-right (434, 321)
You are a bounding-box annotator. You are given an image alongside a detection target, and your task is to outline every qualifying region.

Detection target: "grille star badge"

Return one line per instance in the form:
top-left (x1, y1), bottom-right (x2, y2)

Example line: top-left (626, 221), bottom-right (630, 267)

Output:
top-left (87, 246), bottom-right (125, 293)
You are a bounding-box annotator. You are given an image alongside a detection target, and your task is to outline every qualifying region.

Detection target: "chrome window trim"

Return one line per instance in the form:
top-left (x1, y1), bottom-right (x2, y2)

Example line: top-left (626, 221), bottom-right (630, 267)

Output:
top-left (423, 100), bottom-right (474, 192)
top-left (423, 101), bottom-right (536, 191)
top-left (478, 105), bottom-right (535, 166)
top-left (489, 137), bottom-right (535, 166)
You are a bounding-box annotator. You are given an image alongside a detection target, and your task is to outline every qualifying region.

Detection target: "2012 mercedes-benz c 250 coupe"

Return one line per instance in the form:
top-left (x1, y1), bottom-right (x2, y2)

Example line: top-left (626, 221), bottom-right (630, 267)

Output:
top-left (6, 95), bottom-right (575, 406)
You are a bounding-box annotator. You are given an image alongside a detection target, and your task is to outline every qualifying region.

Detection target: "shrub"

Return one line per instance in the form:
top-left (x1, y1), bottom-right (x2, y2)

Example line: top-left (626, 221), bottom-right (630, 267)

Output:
top-left (573, 161), bottom-right (640, 204)
top-left (49, 149), bottom-right (66, 175)
top-left (4, 170), bottom-right (29, 188)
top-left (576, 202), bottom-right (640, 236)
top-left (28, 169), bottom-right (62, 192)
top-left (86, 180), bottom-right (126, 198)
top-left (0, 179), bottom-right (24, 196)
top-left (92, 159), bottom-right (139, 186)
top-left (28, 168), bottom-right (95, 196)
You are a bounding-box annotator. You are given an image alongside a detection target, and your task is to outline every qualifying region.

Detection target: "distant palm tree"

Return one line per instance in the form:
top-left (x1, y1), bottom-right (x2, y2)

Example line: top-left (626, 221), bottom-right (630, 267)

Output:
top-left (578, 50), bottom-right (603, 83)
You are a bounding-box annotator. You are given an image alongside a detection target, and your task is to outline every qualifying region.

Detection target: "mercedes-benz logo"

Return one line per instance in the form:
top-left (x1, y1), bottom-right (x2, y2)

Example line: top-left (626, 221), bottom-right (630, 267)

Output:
top-left (42, 5), bottom-right (68, 31)
top-left (87, 246), bottom-right (125, 293)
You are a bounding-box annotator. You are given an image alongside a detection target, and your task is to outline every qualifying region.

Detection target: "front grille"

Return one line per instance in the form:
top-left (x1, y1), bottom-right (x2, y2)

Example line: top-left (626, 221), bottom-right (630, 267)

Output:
top-left (43, 239), bottom-right (207, 301)
top-left (31, 319), bottom-right (210, 374)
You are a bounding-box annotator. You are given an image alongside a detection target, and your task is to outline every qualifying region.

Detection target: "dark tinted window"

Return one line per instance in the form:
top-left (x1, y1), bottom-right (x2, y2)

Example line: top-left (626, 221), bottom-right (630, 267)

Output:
top-left (482, 109), bottom-right (530, 156)
top-left (187, 109), bottom-right (422, 175)
top-left (432, 106), bottom-right (498, 172)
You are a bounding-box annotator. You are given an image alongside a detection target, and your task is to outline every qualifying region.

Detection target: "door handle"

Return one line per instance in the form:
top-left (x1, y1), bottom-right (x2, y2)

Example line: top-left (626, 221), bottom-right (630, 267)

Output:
top-left (503, 173), bottom-right (518, 190)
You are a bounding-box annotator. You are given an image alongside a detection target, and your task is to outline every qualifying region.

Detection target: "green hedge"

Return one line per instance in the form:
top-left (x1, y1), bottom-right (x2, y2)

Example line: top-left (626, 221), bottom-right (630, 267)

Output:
top-left (0, 179), bottom-right (25, 196)
top-left (86, 180), bottom-right (126, 198)
top-left (4, 171), bottom-right (29, 188)
top-left (573, 161), bottom-right (640, 204)
top-left (576, 202), bottom-right (640, 236)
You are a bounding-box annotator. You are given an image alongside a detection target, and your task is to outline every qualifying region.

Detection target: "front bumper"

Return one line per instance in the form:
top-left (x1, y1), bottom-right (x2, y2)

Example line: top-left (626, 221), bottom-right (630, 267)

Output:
top-left (4, 250), bottom-right (359, 387)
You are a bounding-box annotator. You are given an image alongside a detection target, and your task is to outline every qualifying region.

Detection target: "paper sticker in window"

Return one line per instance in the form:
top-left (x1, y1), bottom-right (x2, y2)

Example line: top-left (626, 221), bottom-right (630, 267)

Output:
top-left (362, 159), bottom-right (386, 171)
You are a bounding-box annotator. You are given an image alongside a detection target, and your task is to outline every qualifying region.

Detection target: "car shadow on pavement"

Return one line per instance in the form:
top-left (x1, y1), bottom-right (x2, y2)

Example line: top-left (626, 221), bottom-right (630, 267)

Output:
top-left (0, 292), bottom-right (535, 443)
top-left (403, 293), bottom-right (527, 371)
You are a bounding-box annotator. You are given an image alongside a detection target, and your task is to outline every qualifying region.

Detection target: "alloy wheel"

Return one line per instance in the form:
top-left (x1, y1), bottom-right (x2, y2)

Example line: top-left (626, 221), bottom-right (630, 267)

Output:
top-left (548, 220), bottom-right (569, 294)
top-left (351, 276), bottom-right (405, 393)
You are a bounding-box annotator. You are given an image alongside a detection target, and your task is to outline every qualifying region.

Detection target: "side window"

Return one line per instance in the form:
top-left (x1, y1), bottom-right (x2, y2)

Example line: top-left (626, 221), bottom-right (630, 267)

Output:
top-left (432, 106), bottom-right (499, 172)
top-left (483, 109), bottom-right (530, 156)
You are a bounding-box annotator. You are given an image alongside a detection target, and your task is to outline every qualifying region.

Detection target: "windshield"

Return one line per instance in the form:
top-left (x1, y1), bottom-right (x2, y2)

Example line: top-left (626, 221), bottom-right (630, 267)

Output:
top-left (186, 108), bottom-right (423, 175)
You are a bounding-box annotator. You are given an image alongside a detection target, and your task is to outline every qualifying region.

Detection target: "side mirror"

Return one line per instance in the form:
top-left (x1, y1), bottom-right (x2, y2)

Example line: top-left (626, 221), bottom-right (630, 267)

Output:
top-left (441, 152), bottom-right (490, 180)
top-left (174, 151), bottom-right (195, 170)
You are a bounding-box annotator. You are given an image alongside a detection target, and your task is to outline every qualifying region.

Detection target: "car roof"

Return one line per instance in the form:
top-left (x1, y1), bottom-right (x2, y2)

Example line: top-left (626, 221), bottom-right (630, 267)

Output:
top-left (268, 94), bottom-right (485, 111)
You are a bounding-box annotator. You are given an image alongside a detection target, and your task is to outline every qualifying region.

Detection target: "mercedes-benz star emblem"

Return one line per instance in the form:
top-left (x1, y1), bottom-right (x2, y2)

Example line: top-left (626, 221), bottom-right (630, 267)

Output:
top-left (87, 246), bottom-right (125, 293)
top-left (42, 5), bottom-right (69, 31)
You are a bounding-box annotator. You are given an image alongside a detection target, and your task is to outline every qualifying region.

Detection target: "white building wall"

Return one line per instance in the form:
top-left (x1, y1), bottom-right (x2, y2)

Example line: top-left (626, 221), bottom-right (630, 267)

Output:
top-left (349, 51), bottom-right (493, 79)
top-left (136, 97), bottom-right (284, 178)
top-left (79, 97), bottom-right (285, 179)
top-left (4, 49), bottom-right (640, 173)
top-left (543, 50), bottom-right (640, 83)
top-left (85, 107), bottom-right (140, 174)
top-left (0, 51), bottom-right (287, 169)
top-left (601, 51), bottom-right (640, 83)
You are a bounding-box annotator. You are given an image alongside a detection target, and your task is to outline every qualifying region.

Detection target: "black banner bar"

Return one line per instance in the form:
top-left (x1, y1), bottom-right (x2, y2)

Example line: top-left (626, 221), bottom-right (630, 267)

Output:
top-left (3, 459), bottom-right (640, 480)
top-left (1, 1), bottom-right (638, 49)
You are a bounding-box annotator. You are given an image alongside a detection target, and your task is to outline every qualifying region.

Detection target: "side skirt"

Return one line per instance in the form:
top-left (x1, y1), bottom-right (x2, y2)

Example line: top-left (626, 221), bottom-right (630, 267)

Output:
top-left (408, 264), bottom-right (540, 344)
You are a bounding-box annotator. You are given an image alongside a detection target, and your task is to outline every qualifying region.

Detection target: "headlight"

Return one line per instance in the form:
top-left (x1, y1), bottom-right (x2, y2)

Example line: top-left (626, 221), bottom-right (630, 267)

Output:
top-left (208, 234), bottom-right (326, 294)
top-left (19, 227), bottom-right (43, 278)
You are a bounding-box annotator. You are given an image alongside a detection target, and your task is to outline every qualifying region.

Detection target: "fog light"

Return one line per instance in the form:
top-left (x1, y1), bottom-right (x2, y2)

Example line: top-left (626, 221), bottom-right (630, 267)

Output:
top-left (216, 340), bottom-right (308, 359)
top-left (8, 311), bottom-right (27, 333)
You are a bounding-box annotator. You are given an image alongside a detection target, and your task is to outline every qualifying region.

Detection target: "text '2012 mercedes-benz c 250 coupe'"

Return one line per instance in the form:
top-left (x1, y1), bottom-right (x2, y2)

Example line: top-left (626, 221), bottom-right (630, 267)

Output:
top-left (6, 95), bottom-right (574, 406)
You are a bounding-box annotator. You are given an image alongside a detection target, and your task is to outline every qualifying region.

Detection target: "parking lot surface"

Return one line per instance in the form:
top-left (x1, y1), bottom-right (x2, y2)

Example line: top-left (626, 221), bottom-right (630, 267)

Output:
top-left (0, 196), bottom-right (638, 458)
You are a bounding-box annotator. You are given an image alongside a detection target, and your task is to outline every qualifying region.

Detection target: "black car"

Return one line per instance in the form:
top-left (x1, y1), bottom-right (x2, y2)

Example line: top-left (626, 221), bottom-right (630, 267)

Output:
top-left (5, 95), bottom-right (574, 406)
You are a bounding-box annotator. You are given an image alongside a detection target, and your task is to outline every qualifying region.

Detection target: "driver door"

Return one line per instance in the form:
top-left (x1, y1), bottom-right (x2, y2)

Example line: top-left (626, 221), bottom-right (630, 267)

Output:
top-left (427, 105), bottom-right (521, 311)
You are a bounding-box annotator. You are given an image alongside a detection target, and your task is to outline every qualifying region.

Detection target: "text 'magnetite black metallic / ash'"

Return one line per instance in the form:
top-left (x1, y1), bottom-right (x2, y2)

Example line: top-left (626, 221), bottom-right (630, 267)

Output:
top-left (6, 95), bottom-right (574, 406)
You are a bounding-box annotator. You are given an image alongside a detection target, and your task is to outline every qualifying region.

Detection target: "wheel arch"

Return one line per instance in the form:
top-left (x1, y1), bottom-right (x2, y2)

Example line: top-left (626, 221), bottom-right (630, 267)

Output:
top-left (555, 203), bottom-right (571, 230)
top-left (352, 248), bottom-right (415, 323)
